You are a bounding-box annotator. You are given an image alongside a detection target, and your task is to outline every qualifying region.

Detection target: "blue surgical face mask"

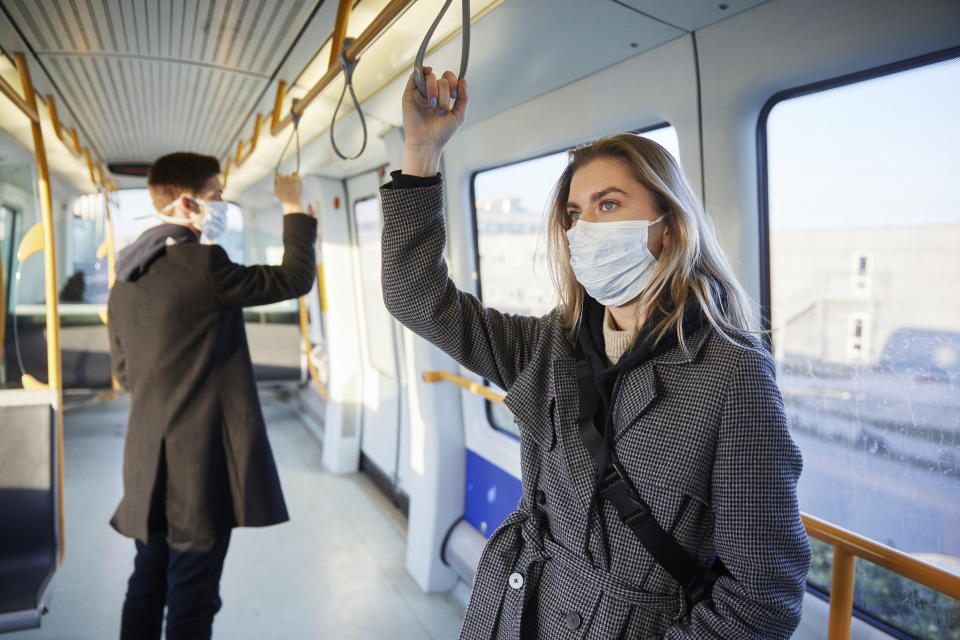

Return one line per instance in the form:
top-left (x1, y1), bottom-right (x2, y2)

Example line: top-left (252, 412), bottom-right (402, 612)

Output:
top-left (158, 198), bottom-right (228, 241)
top-left (565, 216), bottom-right (664, 307)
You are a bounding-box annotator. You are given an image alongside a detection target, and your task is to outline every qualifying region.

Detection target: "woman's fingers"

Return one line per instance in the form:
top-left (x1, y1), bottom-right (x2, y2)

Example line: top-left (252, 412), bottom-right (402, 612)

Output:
top-left (437, 77), bottom-right (451, 115)
top-left (441, 71), bottom-right (459, 104)
top-left (425, 70), bottom-right (439, 108)
top-left (450, 77), bottom-right (469, 120)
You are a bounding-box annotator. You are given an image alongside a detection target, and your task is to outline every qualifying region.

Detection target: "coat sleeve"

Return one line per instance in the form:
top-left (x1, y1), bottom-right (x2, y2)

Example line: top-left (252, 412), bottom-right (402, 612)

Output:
top-left (379, 181), bottom-right (543, 392)
top-left (106, 303), bottom-right (129, 391)
top-left (205, 213), bottom-right (317, 308)
top-left (663, 346), bottom-right (811, 640)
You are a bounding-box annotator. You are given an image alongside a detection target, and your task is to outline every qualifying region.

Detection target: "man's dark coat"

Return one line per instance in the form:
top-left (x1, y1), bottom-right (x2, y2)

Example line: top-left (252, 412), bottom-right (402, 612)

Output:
top-left (107, 214), bottom-right (317, 550)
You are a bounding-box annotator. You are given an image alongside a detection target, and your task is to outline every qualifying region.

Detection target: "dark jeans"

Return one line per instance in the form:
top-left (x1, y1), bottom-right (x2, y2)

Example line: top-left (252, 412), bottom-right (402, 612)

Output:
top-left (119, 533), bottom-right (231, 640)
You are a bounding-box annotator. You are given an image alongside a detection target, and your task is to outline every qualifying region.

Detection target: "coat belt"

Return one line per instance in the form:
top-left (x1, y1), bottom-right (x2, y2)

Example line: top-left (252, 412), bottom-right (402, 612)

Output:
top-left (517, 514), bottom-right (681, 611)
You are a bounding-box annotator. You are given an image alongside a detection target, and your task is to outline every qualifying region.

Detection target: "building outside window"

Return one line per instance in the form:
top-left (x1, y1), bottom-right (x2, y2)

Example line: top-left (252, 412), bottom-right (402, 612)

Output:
top-left (763, 52), bottom-right (960, 637)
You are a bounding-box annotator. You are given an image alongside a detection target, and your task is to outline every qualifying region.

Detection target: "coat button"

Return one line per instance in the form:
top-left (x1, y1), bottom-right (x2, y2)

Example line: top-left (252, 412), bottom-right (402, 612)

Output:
top-left (536, 490), bottom-right (547, 506)
top-left (564, 611), bottom-right (581, 630)
top-left (508, 572), bottom-right (524, 589)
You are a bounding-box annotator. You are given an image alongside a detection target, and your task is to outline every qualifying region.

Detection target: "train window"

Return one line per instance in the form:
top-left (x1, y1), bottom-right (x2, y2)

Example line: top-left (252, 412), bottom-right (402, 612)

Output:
top-left (472, 125), bottom-right (680, 437)
top-left (111, 189), bottom-right (247, 265)
top-left (354, 196), bottom-right (396, 378)
top-left (761, 53), bottom-right (960, 636)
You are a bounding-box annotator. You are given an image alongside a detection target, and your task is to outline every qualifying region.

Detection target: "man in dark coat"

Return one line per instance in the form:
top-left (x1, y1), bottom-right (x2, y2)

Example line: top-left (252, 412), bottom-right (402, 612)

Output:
top-left (107, 152), bottom-right (316, 639)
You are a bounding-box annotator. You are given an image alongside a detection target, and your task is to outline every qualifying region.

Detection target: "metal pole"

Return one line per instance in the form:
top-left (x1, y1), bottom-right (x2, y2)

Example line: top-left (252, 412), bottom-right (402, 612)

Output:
top-left (16, 51), bottom-right (66, 565)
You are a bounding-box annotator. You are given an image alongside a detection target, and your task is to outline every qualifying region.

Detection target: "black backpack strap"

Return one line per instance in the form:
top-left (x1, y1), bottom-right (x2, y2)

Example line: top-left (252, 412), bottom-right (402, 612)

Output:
top-left (573, 345), bottom-right (722, 605)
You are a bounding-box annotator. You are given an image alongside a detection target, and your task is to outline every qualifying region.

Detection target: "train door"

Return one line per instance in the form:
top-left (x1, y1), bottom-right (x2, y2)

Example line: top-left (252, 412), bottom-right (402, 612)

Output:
top-left (346, 170), bottom-right (411, 505)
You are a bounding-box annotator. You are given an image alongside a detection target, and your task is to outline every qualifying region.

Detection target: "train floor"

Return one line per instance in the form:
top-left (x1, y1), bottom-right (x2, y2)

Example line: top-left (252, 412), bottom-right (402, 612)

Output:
top-left (8, 388), bottom-right (465, 640)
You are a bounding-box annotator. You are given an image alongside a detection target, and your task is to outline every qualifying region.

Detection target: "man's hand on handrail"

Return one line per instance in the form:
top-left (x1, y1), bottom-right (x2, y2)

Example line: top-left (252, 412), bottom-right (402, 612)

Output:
top-left (275, 172), bottom-right (306, 215)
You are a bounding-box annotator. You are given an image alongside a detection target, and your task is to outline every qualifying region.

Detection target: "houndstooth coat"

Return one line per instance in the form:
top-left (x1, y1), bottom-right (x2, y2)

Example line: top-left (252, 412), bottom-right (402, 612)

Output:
top-left (380, 180), bottom-right (811, 639)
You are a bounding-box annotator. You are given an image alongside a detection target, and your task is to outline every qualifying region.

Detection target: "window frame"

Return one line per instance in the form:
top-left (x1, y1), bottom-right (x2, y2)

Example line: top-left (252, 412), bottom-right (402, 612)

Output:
top-left (755, 44), bottom-right (960, 635)
top-left (469, 122), bottom-right (676, 438)
top-left (352, 193), bottom-right (397, 379)
top-left (756, 43), bottom-right (960, 334)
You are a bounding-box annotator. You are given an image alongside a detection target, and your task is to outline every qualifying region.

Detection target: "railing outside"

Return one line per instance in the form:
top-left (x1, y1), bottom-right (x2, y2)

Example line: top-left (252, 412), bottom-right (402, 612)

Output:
top-left (422, 369), bottom-right (960, 640)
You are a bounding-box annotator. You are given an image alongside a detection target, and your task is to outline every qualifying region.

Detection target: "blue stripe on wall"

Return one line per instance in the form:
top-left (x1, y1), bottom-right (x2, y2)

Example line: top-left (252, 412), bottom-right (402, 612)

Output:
top-left (464, 449), bottom-right (523, 538)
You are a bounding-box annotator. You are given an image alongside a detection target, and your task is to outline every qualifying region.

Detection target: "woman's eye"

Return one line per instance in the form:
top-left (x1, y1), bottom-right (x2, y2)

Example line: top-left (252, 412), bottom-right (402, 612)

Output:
top-left (567, 210), bottom-right (580, 220)
top-left (600, 200), bottom-right (618, 212)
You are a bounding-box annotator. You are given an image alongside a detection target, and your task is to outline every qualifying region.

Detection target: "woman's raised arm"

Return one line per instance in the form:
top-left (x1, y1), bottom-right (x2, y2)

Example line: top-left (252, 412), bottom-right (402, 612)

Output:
top-left (380, 69), bottom-right (546, 392)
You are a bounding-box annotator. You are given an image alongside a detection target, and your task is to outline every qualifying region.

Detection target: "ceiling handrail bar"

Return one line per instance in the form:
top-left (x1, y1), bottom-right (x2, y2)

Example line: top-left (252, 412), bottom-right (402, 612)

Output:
top-left (234, 113), bottom-right (263, 167)
top-left (0, 70), bottom-right (38, 122)
top-left (329, 0), bottom-right (354, 71)
top-left (269, 0), bottom-right (418, 137)
top-left (45, 95), bottom-right (82, 159)
top-left (270, 81), bottom-right (288, 136)
top-left (422, 369), bottom-right (960, 638)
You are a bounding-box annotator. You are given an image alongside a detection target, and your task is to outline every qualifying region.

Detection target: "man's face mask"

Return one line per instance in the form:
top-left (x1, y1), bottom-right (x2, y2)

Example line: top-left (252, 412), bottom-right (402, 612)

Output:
top-left (158, 197), bottom-right (229, 241)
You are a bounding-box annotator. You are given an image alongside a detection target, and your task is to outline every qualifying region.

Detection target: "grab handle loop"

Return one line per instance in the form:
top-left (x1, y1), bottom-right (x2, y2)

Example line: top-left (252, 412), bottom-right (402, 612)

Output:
top-left (330, 37), bottom-right (368, 161)
top-left (275, 98), bottom-right (302, 175)
top-left (413, 0), bottom-right (470, 98)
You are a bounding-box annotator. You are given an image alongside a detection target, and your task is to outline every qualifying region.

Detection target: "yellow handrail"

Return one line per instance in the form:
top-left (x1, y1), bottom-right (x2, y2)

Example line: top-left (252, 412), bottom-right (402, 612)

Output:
top-left (298, 296), bottom-right (329, 402)
top-left (268, 0), bottom-right (417, 136)
top-left (16, 52), bottom-right (66, 565)
top-left (0, 69), bottom-right (39, 122)
top-left (2, 52), bottom-right (114, 193)
top-left (802, 512), bottom-right (960, 638)
top-left (96, 193), bottom-right (120, 400)
top-left (422, 370), bottom-right (506, 405)
top-left (422, 369), bottom-right (960, 640)
top-left (46, 95), bottom-right (83, 159)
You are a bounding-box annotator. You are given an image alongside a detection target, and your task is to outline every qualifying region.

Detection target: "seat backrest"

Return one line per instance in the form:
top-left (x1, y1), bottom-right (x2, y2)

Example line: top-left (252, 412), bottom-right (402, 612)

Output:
top-left (0, 395), bottom-right (57, 632)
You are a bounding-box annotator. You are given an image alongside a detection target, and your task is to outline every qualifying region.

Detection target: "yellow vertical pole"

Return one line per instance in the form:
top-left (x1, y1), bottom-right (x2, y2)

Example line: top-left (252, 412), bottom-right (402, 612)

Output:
top-left (827, 547), bottom-right (856, 640)
top-left (270, 81), bottom-right (287, 134)
top-left (298, 296), bottom-right (329, 402)
top-left (104, 193), bottom-right (119, 393)
top-left (103, 194), bottom-right (116, 289)
top-left (16, 51), bottom-right (66, 564)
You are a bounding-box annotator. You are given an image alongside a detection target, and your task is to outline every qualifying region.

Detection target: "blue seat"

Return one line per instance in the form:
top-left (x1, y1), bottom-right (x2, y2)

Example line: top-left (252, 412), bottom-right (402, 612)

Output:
top-left (0, 397), bottom-right (58, 633)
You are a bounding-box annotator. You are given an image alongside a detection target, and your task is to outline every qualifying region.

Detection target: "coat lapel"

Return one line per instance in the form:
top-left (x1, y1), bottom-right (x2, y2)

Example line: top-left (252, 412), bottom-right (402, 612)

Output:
top-left (611, 366), bottom-right (659, 442)
top-left (550, 355), bottom-right (605, 521)
top-left (611, 326), bottom-right (712, 442)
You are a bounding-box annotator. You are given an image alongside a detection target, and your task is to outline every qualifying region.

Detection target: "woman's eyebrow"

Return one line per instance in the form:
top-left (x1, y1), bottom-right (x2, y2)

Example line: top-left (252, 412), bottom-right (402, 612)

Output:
top-left (567, 187), bottom-right (629, 209)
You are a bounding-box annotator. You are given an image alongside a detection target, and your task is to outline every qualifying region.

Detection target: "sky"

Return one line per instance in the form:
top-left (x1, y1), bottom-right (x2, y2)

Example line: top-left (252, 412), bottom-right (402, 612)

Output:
top-left (472, 57), bottom-right (959, 236)
top-left (767, 57), bottom-right (960, 231)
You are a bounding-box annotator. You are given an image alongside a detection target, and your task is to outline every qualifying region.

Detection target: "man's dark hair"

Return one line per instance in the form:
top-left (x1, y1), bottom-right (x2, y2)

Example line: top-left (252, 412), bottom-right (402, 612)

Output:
top-left (147, 152), bottom-right (220, 193)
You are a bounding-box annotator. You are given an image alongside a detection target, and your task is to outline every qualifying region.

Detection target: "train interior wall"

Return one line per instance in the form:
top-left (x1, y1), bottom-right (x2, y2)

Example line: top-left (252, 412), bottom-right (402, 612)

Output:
top-left (1, 0), bottom-right (958, 636)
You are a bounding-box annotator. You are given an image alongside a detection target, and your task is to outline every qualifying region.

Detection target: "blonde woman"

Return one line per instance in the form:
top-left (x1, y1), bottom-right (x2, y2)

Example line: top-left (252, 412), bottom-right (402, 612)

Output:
top-left (381, 68), bottom-right (810, 638)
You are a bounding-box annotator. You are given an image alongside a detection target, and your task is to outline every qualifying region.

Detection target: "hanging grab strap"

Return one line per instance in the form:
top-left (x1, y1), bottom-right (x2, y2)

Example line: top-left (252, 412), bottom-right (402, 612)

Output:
top-left (413, 0), bottom-right (471, 98)
top-left (275, 98), bottom-right (303, 174)
top-left (329, 37), bottom-right (368, 161)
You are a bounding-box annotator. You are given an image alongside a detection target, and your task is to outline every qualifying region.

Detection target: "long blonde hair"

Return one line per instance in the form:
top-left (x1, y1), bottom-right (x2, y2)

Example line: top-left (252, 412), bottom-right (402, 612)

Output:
top-left (546, 133), bottom-right (757, 348)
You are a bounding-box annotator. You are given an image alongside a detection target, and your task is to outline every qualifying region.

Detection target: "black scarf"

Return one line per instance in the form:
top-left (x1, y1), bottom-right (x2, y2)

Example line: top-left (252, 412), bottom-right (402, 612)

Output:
top-left (575, 294), bottom-right (706, 567)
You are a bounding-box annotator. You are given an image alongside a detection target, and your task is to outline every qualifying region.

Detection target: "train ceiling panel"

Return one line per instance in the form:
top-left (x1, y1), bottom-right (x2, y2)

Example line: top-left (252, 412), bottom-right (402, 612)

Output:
top-left (1, 0), bottom-right (323, 163)
top-left (611, 0), bottom-right (772, 32)
top-left (417, 0), bottom-right (687, 127)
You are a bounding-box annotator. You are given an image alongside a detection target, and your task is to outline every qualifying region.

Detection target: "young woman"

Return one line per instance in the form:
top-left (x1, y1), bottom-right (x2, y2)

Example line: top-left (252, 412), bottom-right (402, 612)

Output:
top-left (381, 69), bottom-right (811, 639)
